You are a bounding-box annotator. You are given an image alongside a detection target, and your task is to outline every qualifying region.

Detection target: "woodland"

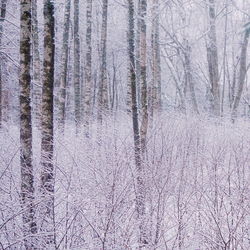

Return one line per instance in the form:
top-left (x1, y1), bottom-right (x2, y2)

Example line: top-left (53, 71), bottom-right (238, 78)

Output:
top-left (0, 0), bottom-right (249, 249)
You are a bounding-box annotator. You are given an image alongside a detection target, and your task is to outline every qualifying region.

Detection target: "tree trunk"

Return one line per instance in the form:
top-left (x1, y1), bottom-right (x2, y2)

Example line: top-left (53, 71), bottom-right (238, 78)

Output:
top-left (40, 0), bottom-right (56, 248)
top-left (128, 0), bottom-right (146, 247)
top-left (31, 0), bottom-right (41, 127)
top-left (19, 0), bottom-right (37, 248)
top-left (98, 0), bottom-right (109, 122)
top-left (57, 0), bottom-right (71, 131)
top-left (84, 0), bottom-right (93, 130)
top-left (135, 0), bottom-right (141, 109)
top-left (74, 0), bottom-right (81, 130)
top-left (183, 41), bottom-right (199, 114)
top-left (139, 0), bottom-right (148, 155)
top-left (231, 23), bottom-right (250, 120)
top-left (206, 0), bottom-right (220, 116)
top-left (151, 0), bottom-right (161, 117)
top-left (0, 0), bottom-right (7, 128)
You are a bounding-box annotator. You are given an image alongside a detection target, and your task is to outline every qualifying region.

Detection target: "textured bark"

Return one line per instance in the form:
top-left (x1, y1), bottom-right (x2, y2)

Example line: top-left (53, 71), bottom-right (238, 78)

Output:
top-left (231, 23), bottom-right (250, 120)
top-left (151, 0), bottom-right (161, 116)
top-left (74, 0), bottom-right (81, 129)
top-left (0, 0), bottom-right (7, 128)
top-left (40, 0), bottom-right (56, 248)
top-left (31, 0), bottom-right (41, 126)
top-left (128, 1), bottom-right (147, 248)
top-left (135, 0), bottom-right (141, 108)
top-left (58, 0), bottom-right (71, 131)
top-left (98, 0), bottom-right (109, 122)
top-left (139, 0), bottom-right (148, 155)
top-left (206, 0), bottom-right (220, 116)
top-left (137, 0), bottom-right (149, 247)
top-left (84, 0), bottom-right (92, 129)
top-left (20, 0), bottom-right (37, 248)
top-left (183, 41), bottom-right (199, 114)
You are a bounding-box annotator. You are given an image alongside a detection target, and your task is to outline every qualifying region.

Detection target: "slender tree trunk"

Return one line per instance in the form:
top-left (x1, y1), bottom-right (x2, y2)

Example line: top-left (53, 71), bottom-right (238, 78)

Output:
top-left (151, 0), bottom-right (161, 116)
top-left (231, 22), bottom-right (250, 120)
top-left (57, 0), bottom-right (71, 131)
top-left (84, 0), bottom-right (92, 129)
top-left (183, 41), bottom-right (199, 114)
top-left (135, 0), bottom-right (141, 109)
top-left (98, 0), bottom-right (109, 122)
top-left (206, 0), bottom-right (220, 116)
top-left (40, 0), bottom-right (56, 248)
top-left (0, 0), bottom-right (7, 128)
top-left (139, 0), bottom-right (148, 155)
top-left (130, 0), bottom-right (148, 247)
top-left (221, 0), bottom-right (228, 116)
top-left (31, 0), bottom-right (41, 127)
top-left (74, 0), bottom-right (81, 130)
top-left (20, 0), bottom-right (37, 248)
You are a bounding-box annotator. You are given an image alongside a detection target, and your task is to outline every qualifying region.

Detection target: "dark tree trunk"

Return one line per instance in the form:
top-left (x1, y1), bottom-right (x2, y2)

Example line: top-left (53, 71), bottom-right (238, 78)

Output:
top-left (0, 0), bottom-right (7, 128)
top-left (58, 0), bottom-right (71, 131)
top-left (84, 0), bottom-right (93, 129)
top-left (128, 0), bottom-right (148, 247)
top-left (20, 0), bottom-right (37, 248)
top-left (98, 0), bottom-right (109, 122)
top-left (74, 0), bottom-right (81, 130)
top-left (40, 0), bottom-right (56, 248)
top-left (31, 0), bottom-right (41, 127)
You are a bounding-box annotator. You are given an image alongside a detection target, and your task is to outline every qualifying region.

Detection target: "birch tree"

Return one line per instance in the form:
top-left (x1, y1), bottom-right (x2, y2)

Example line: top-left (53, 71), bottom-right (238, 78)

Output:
top-left (74, 0), bottom-right (81, 130)
top-left (139, 0), bottom-right (148, 154)
top-left (0, 0), bottom-right (7, 128)
top-left (206, 0), bottom-right (220, 115)
top-left (58, 0), bottom-right (71, 130)
top-left (231, 21), bottom-right (250, 120)
top-left (150, 0), bottom-right (161, 116)
top-left (128, 0), bottom-right (148, 247)
top-left (98, 0), bottom-right (109, 122)
top-left (40, 0), bottom-right (55, 247)
top-left (20, 0), bottom-right (37, 248)
top-left (31, 0), bottom-right (41, 126)
top-left (84, 0), bottom-right (92, 129)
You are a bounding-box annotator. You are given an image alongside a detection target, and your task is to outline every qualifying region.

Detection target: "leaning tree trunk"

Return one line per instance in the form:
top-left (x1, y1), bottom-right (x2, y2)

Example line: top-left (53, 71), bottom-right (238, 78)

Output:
top-left (231, 22), bottom-right (250, 120)
top-left (74, 0), bottom-right (81, 130)
top-left (98, 0), bottom-right (109, 122)
top-left (0, 0), bottom-right (7, 128)
top-left (40, 0), bottom-right (56, 248)
top-left (31, 0), bottom-right (41, 127)
top-left (84, 0), bottom-right (93, 130)
top-left (57, 0), bottom-right (71, 131)
top-left (139, 0), bottom-right (148, 155)
top-left (20, 0), bottom-right (37, 248)
top-left (206, 0), bottom-right (220, 116)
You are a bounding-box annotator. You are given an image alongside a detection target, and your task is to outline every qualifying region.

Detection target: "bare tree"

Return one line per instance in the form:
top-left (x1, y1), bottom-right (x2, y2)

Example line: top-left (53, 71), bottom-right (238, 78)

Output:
top-left (74, 0), bottom-right (81, 130)
top-left (84, 0), bottom-right (93, 130)
top-left (206, 0), bottom-right (220, 115)
top-left (231, 21), bottom-right (250, 120)
top-left (151, 0), bottom-right (161, 116)
top-left (0, 0), bottom-right (7, 128)
top-left (183, 40), bottom-right (199, 114)
top-left (139, 0), bottom-right (148, 154)
top-left (98, 0), bottom-right (109, 122)
top-left (58, 0), bottom-right (71, 131)
top-left (40, 0), bottom-right (55, 247)
top-left (128, 0), bottom-right (148, 247)
top-left (31, 0), bottom-right (41, 126)
top-left (19, 0), bottom-right (37, 248)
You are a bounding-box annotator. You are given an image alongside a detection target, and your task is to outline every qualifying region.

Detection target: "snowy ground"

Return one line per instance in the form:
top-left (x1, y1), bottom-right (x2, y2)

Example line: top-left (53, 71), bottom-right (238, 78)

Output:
top-left (0, 113), bottom-right (249, 249)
